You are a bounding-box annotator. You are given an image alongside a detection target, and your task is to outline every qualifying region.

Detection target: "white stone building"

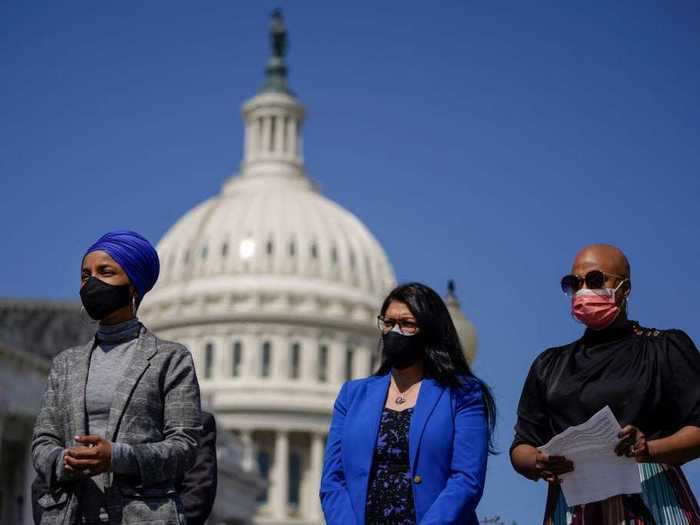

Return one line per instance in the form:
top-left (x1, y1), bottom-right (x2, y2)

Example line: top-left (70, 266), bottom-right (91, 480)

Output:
top-left (140, 11), bottom-right (477, 525)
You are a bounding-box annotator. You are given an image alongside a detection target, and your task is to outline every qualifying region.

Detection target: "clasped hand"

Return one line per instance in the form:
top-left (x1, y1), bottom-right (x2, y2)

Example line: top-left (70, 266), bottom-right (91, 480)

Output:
top-left (64, 435), bottom-right (112, 477)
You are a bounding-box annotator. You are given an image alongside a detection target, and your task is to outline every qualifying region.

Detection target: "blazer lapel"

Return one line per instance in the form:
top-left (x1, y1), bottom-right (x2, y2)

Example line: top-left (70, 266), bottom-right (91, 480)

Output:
top-left (356, 374), bottom-right (390, 474)
top-left (409, 377), bottom-right (445, 473)
top-left (355, 373), bottom-right (390, 524)
top-left (105, 329), bottom-right (157, 441)
top-left (70, 339), bottom-right (96, 438)
top-left (357, 374), bottom-right (391, 476)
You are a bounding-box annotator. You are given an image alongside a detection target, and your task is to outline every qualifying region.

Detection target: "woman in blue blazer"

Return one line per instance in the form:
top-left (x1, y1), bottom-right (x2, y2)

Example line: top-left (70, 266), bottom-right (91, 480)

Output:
top-left (321, 283), bottom-right (496, 524)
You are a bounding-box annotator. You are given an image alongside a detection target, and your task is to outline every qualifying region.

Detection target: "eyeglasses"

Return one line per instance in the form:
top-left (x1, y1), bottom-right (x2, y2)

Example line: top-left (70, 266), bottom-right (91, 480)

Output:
top-left (377, 316), bottom-right (419, 335)
top-left (560, 270), bottom-right (627, 297)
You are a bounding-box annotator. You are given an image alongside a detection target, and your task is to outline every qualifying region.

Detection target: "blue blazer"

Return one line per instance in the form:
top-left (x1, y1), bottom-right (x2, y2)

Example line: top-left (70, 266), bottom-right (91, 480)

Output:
top-left (320, 374), bottom-right (488, 525)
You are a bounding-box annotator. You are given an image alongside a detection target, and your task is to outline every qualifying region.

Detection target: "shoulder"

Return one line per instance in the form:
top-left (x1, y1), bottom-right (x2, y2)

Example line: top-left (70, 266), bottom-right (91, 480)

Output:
top-left (634, 324), bottom-right (694, 344)
top-left (340, 375), bottom-right (383, 396)
top-left (143, 330), bottom-right (192, 361)
top-left (51, 342), bottom-right (91, 368)
top-left (634, 324), bottom-right (698, 356)
top-left (153, 336), bottom-right (190, 357)
top-left (450, 375), bottom-right (484, 406)
top-left (528, 340), bottom-right (578, 377)
top-left (334, 375), bottom-right (387, 407)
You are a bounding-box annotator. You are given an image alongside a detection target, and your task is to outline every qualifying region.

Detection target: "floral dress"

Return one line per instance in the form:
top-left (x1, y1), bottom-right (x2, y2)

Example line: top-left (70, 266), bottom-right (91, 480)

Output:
top-left (365, 407), bottom-right (416, 524)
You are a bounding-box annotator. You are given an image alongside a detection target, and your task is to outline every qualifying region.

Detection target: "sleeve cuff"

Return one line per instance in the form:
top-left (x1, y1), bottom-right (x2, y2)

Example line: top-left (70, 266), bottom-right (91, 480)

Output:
top-left (54, 448), bottom-right (68, 481)
top-left (111, 442), bottom-right (138, 475)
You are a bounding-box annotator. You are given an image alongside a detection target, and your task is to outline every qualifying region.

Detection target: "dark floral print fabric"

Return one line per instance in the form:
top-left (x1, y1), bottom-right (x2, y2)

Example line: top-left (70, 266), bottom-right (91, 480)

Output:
top-left (365, 407), bottom-right (416, 525)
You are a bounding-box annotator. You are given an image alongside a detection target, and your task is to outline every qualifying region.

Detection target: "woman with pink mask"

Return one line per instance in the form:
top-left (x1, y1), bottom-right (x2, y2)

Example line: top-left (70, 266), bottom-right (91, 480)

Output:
top-left (510, 244), bottom-right (700, 525)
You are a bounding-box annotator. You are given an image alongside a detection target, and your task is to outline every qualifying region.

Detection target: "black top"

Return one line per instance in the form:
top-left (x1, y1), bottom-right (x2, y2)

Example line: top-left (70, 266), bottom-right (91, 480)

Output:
top-left (366, 407), bottom-right (416, 525)
top-left (177, 411), bottom-right (218, 525)
top-left (512, 321), bottom-right (700, 451)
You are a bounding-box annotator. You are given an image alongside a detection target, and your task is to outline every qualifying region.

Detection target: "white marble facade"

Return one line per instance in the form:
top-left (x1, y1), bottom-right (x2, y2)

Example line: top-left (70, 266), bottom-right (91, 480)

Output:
top-left (0, 343), bottom-right (49, 525)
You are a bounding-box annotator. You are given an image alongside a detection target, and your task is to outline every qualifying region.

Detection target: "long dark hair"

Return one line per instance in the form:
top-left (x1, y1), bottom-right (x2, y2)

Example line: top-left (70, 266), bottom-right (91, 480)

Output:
top-left (375, 282), bottom-right (497, 453)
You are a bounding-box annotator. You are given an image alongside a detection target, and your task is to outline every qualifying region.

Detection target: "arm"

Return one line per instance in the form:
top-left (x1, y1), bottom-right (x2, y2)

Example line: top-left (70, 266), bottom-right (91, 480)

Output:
top-left (511, 444), bottom-right (539, 480)
top-left (31, 357), bottom-right (76, 490)
top-left (646, 330), bottom-right (700, 465)
top-left (509, 356), bottom-right (573, 482)
top-left (320, 382), bottom-right (357, 525)
top-left (419, 382), bottom-right (488, 525)
top-left (124, 349), bottom-right (202, 486)
top-left (179, 411), bottom-right (218, 525)
top-left (649, 426), bottom-right (700, 465)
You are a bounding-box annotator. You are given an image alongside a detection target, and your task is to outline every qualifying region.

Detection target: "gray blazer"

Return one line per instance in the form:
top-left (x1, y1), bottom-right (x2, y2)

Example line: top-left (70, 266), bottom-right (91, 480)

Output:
top-left (32, 328), bottom-right (202, 525)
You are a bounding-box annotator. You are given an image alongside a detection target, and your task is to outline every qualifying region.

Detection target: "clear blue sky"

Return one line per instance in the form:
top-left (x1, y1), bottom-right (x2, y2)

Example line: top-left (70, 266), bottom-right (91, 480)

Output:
top-left (2, 1), bottom-right (699, 522)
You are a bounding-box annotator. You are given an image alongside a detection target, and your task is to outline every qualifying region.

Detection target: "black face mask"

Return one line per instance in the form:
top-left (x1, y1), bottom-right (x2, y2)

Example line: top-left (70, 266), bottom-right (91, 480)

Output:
top-left (382, 330), bottom-right (424, 370)
top-left (80, 276), bottom-right (131, 320)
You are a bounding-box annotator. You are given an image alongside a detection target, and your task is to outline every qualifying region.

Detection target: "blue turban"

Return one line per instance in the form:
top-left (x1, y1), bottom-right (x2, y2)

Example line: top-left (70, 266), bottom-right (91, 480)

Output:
top-left (84, 230), bottom-right (160, 300)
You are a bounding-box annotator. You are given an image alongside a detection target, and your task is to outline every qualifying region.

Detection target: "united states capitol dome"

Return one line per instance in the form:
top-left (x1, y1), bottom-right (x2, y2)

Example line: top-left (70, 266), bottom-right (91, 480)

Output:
top-left (141, 17), bottom-right (395, 332)
top-left (153, 171), bottom-right (394, 301)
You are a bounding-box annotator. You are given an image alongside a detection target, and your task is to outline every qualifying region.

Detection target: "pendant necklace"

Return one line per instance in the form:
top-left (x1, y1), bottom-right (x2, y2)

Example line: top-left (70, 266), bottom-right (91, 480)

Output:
top-left (394, 382), bottom-right (419, 405)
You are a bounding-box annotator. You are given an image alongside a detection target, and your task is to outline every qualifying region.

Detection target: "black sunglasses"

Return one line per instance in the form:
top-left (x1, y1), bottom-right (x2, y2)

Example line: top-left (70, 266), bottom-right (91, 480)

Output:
top-left (560, 270), bottom-right (626, 296)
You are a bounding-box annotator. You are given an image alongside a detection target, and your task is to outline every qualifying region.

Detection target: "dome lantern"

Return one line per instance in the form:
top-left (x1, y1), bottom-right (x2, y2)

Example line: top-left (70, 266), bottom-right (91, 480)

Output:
top-left (238, 10), bottom-right (307, 184)
top-left (445, 280), bottom-right (478, 365)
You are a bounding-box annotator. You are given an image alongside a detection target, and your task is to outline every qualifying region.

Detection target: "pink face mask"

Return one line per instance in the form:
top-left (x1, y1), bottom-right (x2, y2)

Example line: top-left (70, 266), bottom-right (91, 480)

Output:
top-left (571, 280), bottom-right (627, 330)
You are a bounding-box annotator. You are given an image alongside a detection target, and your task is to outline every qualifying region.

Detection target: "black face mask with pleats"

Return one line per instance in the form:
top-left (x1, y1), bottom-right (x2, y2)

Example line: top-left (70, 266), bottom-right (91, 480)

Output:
top-left (80, 276), bottom-right (131, 320)
top-left (382, 330), bottom-right (424, 370)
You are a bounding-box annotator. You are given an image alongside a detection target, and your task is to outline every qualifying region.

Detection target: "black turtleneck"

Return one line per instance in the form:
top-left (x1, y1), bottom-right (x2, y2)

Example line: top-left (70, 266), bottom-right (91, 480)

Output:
top-left (512, 321), bottom-right (700, 450)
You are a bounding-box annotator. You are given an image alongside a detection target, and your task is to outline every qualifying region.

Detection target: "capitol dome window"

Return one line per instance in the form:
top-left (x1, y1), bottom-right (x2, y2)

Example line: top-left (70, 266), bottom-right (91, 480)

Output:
top-left (309, 241), bottom-right (320, 276)
top-left (266, 239), bottom-right (274, 255)
top-left (288, 239), bottom-right (296, 257)
top-left (183, 250), bottom-right (190, 265)
top-left (204, 342), bottom-right (214, 379)
top-left (201, 244), bottom-right (208, 260)
top-left (330, 246), bottom-right (338, 264)
top-left (257, 117), bottom-right (264, 149)
top-left (256, 450), bottom-right (270, 503)
top-left (365, 256), bottom-right (375, 292)
top-left (345, 345), bottom-right (354, 381)
top-left (289, 451), bottom-right (302, 511)
top-left (289, 342), bottom-right (301, 379)
top-left (221, 242), bottom-right (228, 257)
top-left (232, 341), bottom-right (242, 377)
top-left (282, 116), bottom-right (290, 152)
top-left (317, 344), bottom-right (328, 382)
top-left (270, 116), bottom-right (278, 151)
top-left (261, 341), bottom-right (272, 378)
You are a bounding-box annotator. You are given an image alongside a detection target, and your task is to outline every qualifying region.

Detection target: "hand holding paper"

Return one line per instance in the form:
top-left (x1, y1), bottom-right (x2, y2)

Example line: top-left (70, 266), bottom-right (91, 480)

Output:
top-left (538, 406), bottom-right (642, 506)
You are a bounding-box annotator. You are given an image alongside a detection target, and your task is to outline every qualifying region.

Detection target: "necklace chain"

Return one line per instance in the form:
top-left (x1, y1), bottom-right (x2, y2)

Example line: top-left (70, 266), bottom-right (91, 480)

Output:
top-left (392, 381), bottom-right (420, 405)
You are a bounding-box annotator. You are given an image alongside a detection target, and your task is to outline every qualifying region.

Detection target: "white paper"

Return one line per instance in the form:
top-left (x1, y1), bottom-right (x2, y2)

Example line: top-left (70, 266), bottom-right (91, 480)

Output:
top-left (538, 405), bottom-right (641, 506)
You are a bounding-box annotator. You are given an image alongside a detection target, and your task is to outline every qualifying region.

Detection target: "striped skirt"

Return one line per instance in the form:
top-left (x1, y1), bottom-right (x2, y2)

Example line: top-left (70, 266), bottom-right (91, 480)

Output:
top-left (544, 463), bottom-right (700, 525)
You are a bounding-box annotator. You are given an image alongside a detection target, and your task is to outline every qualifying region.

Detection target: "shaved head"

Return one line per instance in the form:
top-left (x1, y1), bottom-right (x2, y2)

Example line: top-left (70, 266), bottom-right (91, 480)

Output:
top-left (572, 243), bottom-right (630, 279)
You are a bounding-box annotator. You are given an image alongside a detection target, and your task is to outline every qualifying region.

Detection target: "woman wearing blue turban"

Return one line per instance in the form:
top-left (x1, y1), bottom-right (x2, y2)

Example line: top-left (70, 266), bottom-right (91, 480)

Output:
top-left (32, 230), bottom-right (202, 525)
